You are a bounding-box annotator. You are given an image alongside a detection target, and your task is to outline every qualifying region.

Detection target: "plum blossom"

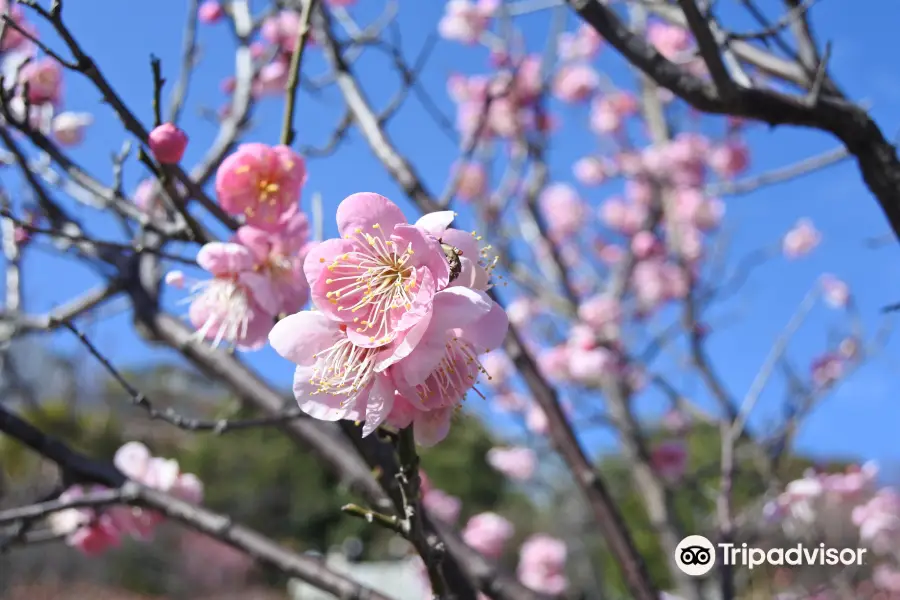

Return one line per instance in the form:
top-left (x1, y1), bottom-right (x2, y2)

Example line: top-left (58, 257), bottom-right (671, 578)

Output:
top-left (304, 193), bottom-right (454, 348)
top-left (810, 352), bottom-right (843, 389)
top-left (438, 0), bottom-right (498, 44)
top-left (819, 274), bottom-right (850, 308)
top-left (518, 535), bottom-right (568, 595)
top-left (650, 440), bottom-right (688, 481)
top-left (269, 310), bottom-right (397, 436)
top-left (480, 351), bottom-right (513, 387)
top-left (573, 156), bottom-right (608, 186)
top-left (708, 140), bottom-right (749, 178)
top-left (647, 22), bottom-right (693, 60)
top-left (1, 5), bottom-right (35, 53)
top-left (261, 10), bottom-right (311, 54)
top-left (578, 294), bottom-right (622, 332)
top-left (552, 64), bottom-right (599, 103)
top-left (590, 92), bottom-right (638, 134)
top-left (462, 512), bottom-right (514, 558)
top-left (187, 242), bottom-right (282, 350)
top-left (231, 211), bottom-right (312, 315)
top-left (526, 404), bottom-right (549, 435)
top-left (18, 57), bottom-right (63, 105)
top-left (486, 446), bottom-right (536, 481)
top-left (47, 485), bottom-right (122, 556)
top-left (782, 218), bottom-right (821, 258)
top-left (198, 1), bottom-right (224, 24)
top-left (423, 487), bottom-right (463, 525)
top-left (51, 112), bottom-right (93, 146)
top-left (215, 143), bottom-right (307, 231)
top-left (558, 23), bottom-right (602, 61)
top-left (453, 161), bottom-right (487, 202)
top-left (254, 58), bottom-right (290, 97)
top-left (148, 123), bottom-right (189, 164)
top-left (539, 184), bottom-right (586, 238)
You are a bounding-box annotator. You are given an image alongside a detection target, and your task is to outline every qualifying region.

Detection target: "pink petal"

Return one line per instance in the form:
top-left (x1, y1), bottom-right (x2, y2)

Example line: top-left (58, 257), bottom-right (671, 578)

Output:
top-left (361, 375), bottom-right (395, 437)
top-left (114, 442), bottom-right (151, 480)
top-left (414, 408), bottom-right (453, 447)
top-left (336, 192), bottom-right (407, 237)
top-left (429, 287), bottom-right (493, 331)
top-left (415, 211), bottom-right (456, 237)
top-left (459, 301), bottom-right (508, 352)
top-left (197, 242), bottom-right (255, 275)
top-left (268, 310), bottom-right (339, 365)
top-left (293, 368), bottom-right (368, 421)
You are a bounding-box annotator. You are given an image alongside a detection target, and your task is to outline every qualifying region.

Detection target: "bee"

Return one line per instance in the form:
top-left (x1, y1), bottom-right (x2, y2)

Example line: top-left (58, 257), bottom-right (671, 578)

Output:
top-left (440, 240), bottom-right (462, 282)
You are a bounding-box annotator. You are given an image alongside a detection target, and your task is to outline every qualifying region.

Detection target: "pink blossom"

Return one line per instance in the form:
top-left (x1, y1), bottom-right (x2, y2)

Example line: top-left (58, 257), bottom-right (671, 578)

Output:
top-left (462, 512), bottom-right (514, 558)
top-left (647, 22), bottom-right (693, 60)
top-left (18, 58), bottom-right (63, 105)
top-left (438, 0), bottom-right (497, 44)
top-left (558, 23), bottom-right (602, 61)
top-left (632, 259), bottom-right (688, 311)
top-left (188, 242), bottom-right (282, 349)
top-left (662, 409), bottom-right (690, 434)
top-left (453, 161), bottom-right (487, 202)
top-left (552, 64), bottom-right (599, 103)
top-left (526, 404), bottom-right (549, 435)
top-left (198, 1), bottom-right (224, 24)
top-left (231, 211), bottom-right (311, 315)
top-left (165, 270), bottom-right (185, 288)
top-left (819, 274), bottom-right (849, 308)
top-left (303, 193), bottom-right (453, 348)
top-left (51, 112), bottom-right (93, 146)
top-left (262, 10), bottom-right (304, 53)
top-left (486, 447), bottom-right (536, 481)
top-left (573, 156), bottom-right (607, 186)
top-left (708, 140), bottom-right (750, 178)
top-left (506, 297), bottom-right (537, 327)
top-left (578, 294), bottom-right (622, 337)
top-left (672, 188), bottom-right (724, 231)
top-left (518, 534), bottom-right (568, 595)
top-left (148, 123), bottom-right (189, 164)
top-left (810, 352), bottom-right (843, 389)
top-left (631, 230), bottom-right (662, 259)
top-left (539, 184), bottom-right (586, 238)
top-left (47, 485), bottom-right (122, 556)
top-left (626, 178), bottom-right (653, 205)
top-left (650, 440), bottom-right (688, 481)
top-left (568, 347), bottom-right (618, 385)
top-left (538, 346), bottom-right (569, 382)
top-left (423, 488), bottom-right (462, 525)
top-left (254, 58), bottom-right (290, 97)
top-left (1, 6), bottom-right (35, 53)
top-left (590, 92), bottom-right (638, 134)
top-left (495, 392), bottom-right (528, 413)
top-left (269, 310), bottom-right (397, 436)
top-left (599, 196), bottom-right (646, 235)
top-left (782, 218), bottom-right (821, 258)
top-left (215, 143), bottom-right (307, 231)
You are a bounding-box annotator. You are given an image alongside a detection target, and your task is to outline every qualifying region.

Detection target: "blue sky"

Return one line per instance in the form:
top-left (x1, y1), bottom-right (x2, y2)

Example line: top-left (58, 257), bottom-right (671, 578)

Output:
top-left (12, 0), bottom-right (900, 469)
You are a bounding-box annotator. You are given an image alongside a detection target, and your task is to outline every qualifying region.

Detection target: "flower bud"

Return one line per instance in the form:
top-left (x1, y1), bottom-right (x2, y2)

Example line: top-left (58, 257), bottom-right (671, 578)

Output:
top-left (148, 123), bottom-right (188, 164)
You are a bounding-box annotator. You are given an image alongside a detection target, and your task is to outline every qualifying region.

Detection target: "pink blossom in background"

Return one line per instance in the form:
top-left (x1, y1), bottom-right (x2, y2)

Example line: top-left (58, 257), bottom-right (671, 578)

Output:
top-left (486, 446), bottom-right (536, 481)
top-left (537, 346), bottom-right (569, 382)
top-left (198, 1), bottom-right (224, 24)
top-left (518, 534), bottom-right (568, 595)
top-left (494, 392), bottom-right (528, 413)
top-left (819, 274), bottom-right (850, 308)
top-left (650, 440), bottom-right (688, 481)
top-left (148, 123), bottom-right (189, 164)
top-left (539, 183), bottom-right (586, 238)
top-left (590, 92), bottom-right (639, 134)
top-left (462, 512), bottom-right (514, 558)
top-left (188, 242), bottom-right (282, 349)
top-left (708, 140), bottom-right (750, 178)
top-left (647, 22), bottom-right (693, 60)
top-left (215, 143), bottom-right (307, 231)
top-left (303, 193), bottom-right (452, 348)
top-left (631, 230), bottom-right (662, 259)
top-left (422, 488), bottom-right (463, 525)
top-left (438, 0), bottom-right (498, 44)
top-left (599, 196), bottom-right (646, 235)
top-left (810, 352), bottom-right (843, 389)
top-left (231, 210), bottom-right (311, 315)
top-left (662, 408), bottom-right (690, 434)
top-left (165, 270), bottom-right (185, 289)
top-left (782, 218), bottom-right (821, 258)
top-left (505, 297), bottom-right (537, 327)
top-left (552, 63), bottom-right (599, 103)
top-left (526, 404), bottom-right (549, 435)
top-left (51, 112), bottom-right (93, 146)
top-left (568, 347), bottom-right (618, 385)
top-left (18, 57), bottom-right (63, 105)
top-left (481, 351), bottom-right (513, 387)
top-left (578, 294), bottom-right (622, 331)
top-left (47, 485), bottom-right (122, 556)
top-left (1, 5), bottom-right (35, 52)
top-left (573, 156), bottom-right (607, 186)
top-left (453, 161), bottom-right (487, 202)
top-left (558, 23), bottom-right (602, 61)
top-left (261, 10), bottom-right (305, 53)
top-left (254, 58), bottom-right (291, 97)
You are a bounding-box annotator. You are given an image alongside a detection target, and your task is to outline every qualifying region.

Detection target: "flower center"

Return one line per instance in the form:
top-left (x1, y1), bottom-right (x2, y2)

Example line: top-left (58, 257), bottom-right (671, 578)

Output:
top-left (323, 224), bottom-right (418, 344)
top-left (414, 337), bottom-right (488, 407)
top-left (191, 278), bottom-right (252, 348)
top-left (310, 336), bottom-right (378, 402)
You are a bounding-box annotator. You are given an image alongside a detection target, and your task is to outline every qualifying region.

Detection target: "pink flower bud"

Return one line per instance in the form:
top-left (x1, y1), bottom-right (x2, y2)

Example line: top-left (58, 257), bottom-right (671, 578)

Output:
top-left (148, 123), bottom-right (189, 164)
top-left (198, 1), bottom-right (224, 24)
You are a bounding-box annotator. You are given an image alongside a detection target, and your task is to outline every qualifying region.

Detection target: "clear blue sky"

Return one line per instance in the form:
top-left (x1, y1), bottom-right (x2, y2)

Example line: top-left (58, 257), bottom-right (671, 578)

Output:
top-left (15, 1), bottom-right (900, 468)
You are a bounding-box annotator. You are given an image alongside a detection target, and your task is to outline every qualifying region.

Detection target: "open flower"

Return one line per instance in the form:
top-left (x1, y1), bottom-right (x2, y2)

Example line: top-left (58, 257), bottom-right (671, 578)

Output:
top-left (231, 211), bottom-right (312, 315)
top-left (47, 485), bottom-right (121, 556)
top-left (462, 512), bottom-right (514, 558)
top-left (269, 310), bottom-right (397, 436)
top-left (304, 193), bottom-right (451, 348)
top-left (215, 143), bottom-right (307, 231)
top-left (487, 446), bottom-right (536, 481)
top-left (188, 242), bottom-right (281, 349)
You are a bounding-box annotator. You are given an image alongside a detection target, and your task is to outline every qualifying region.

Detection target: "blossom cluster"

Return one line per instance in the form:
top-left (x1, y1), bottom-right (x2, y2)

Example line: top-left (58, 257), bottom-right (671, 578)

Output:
top-left (48, 442), bottom-right (203, 555)
top-left (763, 463), bottom-right (900, 597)
top-left (269, 192), bottom-right (508, 445)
